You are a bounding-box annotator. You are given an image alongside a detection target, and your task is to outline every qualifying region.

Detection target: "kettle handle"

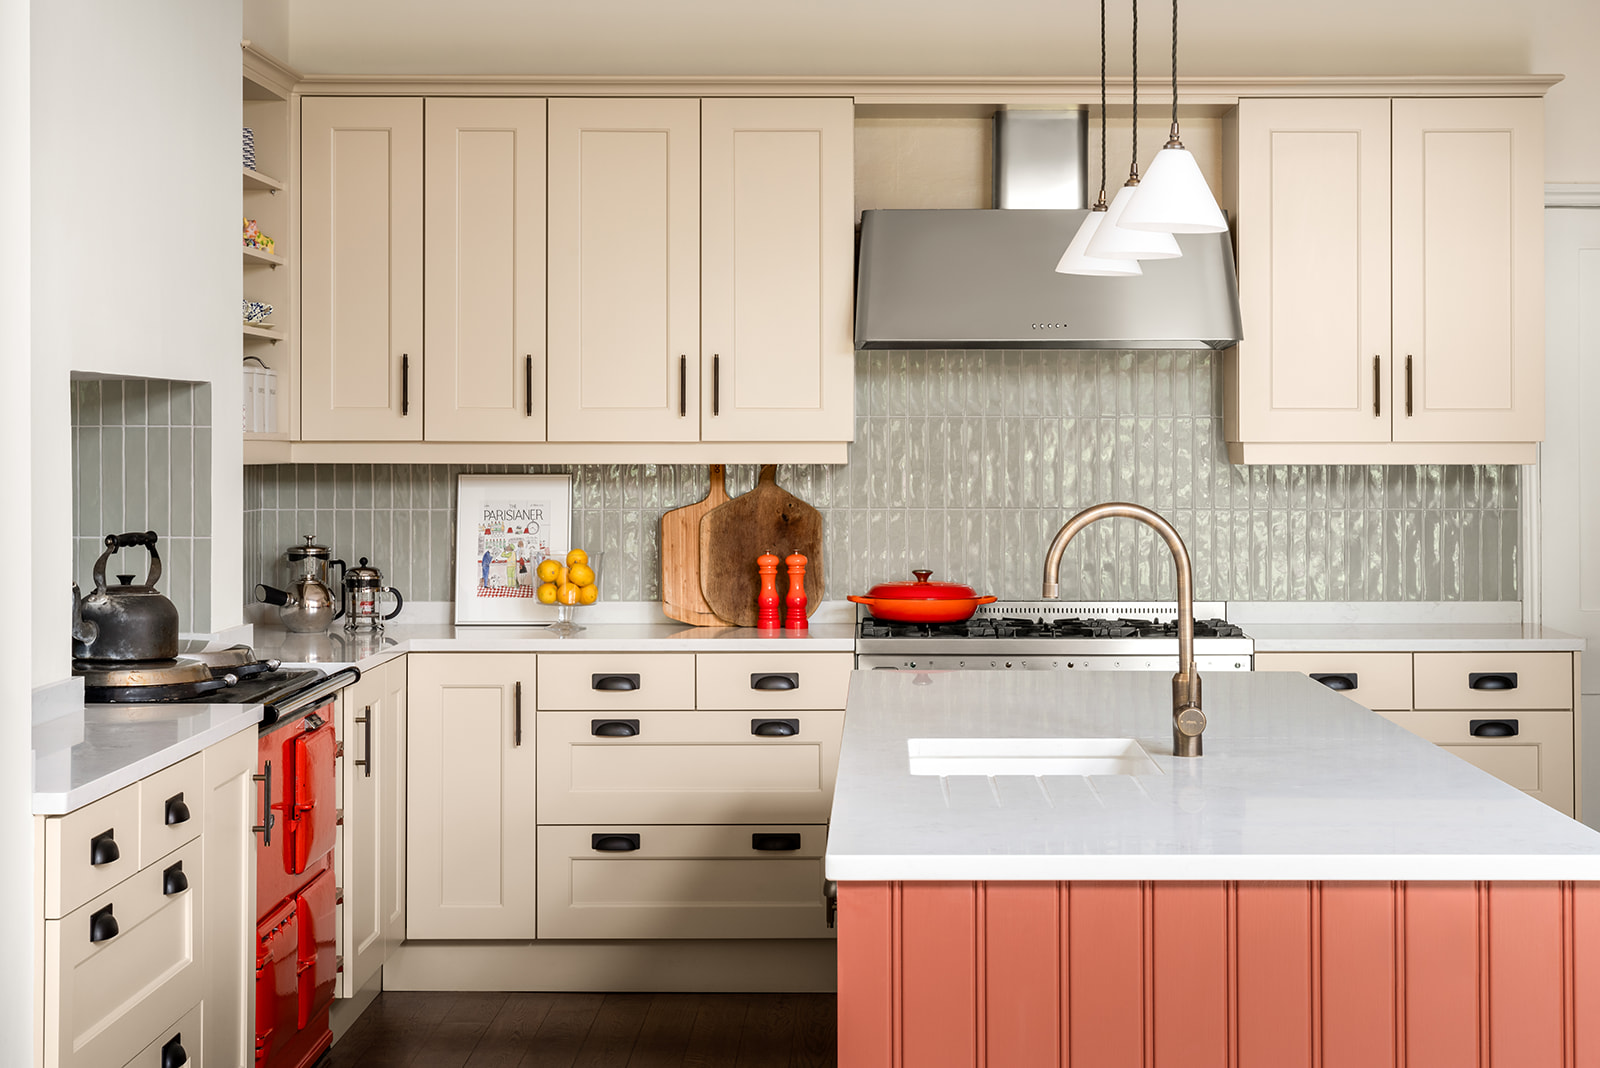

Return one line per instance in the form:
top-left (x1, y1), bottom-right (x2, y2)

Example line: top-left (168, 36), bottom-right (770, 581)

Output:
top-left (331, 559), bottom-right (347, 620)
top-left (91, 532), bottom-right (162, 593)
top-left (382, 587), bottom-right (404, 621)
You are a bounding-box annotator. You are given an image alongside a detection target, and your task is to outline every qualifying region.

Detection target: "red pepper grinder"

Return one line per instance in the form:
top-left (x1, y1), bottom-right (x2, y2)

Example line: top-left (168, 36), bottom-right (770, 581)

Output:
top-left (756, 551), bottom-right (782, 630)
top-left (784, 552), bottom-right (809, 631)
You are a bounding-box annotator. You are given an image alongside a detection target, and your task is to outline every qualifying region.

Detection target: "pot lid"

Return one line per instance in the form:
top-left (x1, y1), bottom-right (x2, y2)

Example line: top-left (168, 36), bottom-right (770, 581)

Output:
top-left (862, 570), bottom-right (981, 600)
top-left (288, 534), bottom-right (332, 560)
top-left (345, 557), bottom-right (385, 588)
top-left (71, 657), bottom-right (218, 688)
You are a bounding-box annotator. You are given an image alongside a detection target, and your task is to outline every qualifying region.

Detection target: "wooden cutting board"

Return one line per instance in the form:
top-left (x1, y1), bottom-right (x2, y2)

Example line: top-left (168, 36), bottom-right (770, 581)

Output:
top-left (699, 465), bottom-right (824, 627)
top-left (659, 465), bottom-right (731, 626)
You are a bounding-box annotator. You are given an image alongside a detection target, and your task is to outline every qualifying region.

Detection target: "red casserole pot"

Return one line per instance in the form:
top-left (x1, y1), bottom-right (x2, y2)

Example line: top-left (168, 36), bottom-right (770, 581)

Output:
top-left (847, 570), bottom-right (998, 622)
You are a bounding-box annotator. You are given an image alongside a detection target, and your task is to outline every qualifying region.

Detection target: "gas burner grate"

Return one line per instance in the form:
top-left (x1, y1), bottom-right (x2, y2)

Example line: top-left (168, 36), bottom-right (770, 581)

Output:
top-left (858, 614), bottom-right (1244, 641)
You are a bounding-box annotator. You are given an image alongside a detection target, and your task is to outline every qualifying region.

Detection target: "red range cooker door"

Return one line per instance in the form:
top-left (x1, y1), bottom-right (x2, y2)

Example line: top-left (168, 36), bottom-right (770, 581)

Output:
top-left (288, 710), bottom-right (339, 874)
top-left (296, 865), bottom-right (339, 1029)
top-left (255, 897), bottom-right (299, 1066)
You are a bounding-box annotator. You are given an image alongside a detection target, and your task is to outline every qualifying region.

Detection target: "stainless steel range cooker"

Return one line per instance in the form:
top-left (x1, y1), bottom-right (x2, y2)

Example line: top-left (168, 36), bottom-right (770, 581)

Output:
top-left (854, 601), bottom-right (1254, 672)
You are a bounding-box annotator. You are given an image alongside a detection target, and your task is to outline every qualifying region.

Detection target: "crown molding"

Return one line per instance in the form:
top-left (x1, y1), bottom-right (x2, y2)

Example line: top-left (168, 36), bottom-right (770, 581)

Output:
top-left (242, 41), bottom-right (303, 99)
top-left (1547, 183), bottom-right (1600, 208)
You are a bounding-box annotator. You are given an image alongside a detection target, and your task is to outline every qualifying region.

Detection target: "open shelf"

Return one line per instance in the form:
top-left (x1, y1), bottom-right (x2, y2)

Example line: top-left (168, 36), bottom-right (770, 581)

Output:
top-left (243, 247), bottom-right (284, 267)
top-left (243, 167), bottom-right (285, 193)
top-left (243, 323), bottom-right (284, 341)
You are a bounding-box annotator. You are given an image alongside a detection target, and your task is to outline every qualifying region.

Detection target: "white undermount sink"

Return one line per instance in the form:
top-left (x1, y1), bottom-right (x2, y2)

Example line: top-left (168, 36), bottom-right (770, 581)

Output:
top-left (907, 737), bottom-right (1163, 777)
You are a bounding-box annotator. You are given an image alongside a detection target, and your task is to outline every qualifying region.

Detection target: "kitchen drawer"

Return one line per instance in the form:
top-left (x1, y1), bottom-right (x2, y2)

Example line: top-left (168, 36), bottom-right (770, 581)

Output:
top-left (536, 824), bottom-right (832, 940)
top-left (1413, 652), bottom-right (1573, 711)
top-left (1380, 710), bottom-right (1574, 816)
top-left (536, 709), bottom-right (845, 824)
top-left (137, 753), bottom-right (204, 869)
top-left (1254, 651), bottom-right (1413, 711)
top-left (44, 838), bottom-right (202, 1068)
top-left (695, 652), bottom-right (854, 711)
top-left (121, 1002), bottom-right (202, 1068)
top-left (44, 782), bottom-right (143, 920)
top-left (537, 653), bottom-right (696, 711)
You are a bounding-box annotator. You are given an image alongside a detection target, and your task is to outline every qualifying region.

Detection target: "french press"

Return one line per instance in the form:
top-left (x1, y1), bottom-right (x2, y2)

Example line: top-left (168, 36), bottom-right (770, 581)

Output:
top-left (342, 557), bottom-right (404, 631)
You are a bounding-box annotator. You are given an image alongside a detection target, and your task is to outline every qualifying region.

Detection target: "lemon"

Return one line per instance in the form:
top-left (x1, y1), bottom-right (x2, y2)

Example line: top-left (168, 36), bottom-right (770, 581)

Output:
top-left (568, 563), bottom-right (595, 587)
top-left (577, 583), bottom-right (599, 605)
top-left (536, 559), bottom-right (560, 583)
top-left (566, 549), bottom-right (588, 567)
top-left (536, 582), bottom-right (558, 604)
top-left (556, 565), bottom-right (569, 586)
top-left (557, 582), bottom-right (580, 605)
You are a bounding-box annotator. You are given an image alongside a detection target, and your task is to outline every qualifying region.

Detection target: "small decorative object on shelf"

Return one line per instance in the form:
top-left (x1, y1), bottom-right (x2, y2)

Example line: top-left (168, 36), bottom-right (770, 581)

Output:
top-left (784, 552), bottom-right (809, 631)
top-left (243, 217), bottom-right (275, 255)
top-left (757, 552), bottom-right (782, 631)
top-left (242, 299), bottom-right (274, 324)
top-left (243, 127), bottom-right (256, 170)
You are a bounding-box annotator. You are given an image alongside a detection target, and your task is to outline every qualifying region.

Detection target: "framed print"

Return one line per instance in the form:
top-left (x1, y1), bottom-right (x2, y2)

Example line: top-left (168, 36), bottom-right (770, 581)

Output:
top-left (453, 473), bottom-right (572, 625)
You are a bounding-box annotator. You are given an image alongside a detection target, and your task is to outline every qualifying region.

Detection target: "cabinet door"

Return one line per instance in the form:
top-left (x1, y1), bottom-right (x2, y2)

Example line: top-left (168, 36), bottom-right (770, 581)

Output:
top-left (406, 654), bottom-right (537, 939)
top-left (301, 97), bottom-right (424, 440)
top-left (424, 99), bottom-right (548, 442)
top-left (203, 727), bottom-right (258, 1068)
top-left (339, 670), bottom-right (381, 996)
top-left (546, 99), bottom-right (701, 442)
top-left (1391, 98), bottom-right (1544, 444)
top-left (700, 98), bottom-right (855, 443)
top-left (1231, 98), bottom-right (1392, 444)
top-left (379, 658), bottom-right (407, 967)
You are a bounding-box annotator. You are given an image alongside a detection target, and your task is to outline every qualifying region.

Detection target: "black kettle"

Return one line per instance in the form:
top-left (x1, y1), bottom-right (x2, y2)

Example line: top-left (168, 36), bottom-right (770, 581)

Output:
top-left (71, 532), bottom-right (181, 661)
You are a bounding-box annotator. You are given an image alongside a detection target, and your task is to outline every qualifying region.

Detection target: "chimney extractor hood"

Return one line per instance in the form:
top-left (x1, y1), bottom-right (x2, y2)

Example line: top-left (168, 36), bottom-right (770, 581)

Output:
top-left (853, 110), bottom-right (1243, 351)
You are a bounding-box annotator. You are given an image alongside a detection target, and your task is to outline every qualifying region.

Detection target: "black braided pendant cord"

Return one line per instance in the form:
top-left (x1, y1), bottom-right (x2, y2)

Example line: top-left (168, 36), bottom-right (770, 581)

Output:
top-left (1129, 0), bottom-right (1139, 180)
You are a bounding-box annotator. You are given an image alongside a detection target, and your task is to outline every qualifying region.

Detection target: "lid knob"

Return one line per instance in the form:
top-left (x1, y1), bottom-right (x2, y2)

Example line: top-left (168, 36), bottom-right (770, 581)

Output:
top-left (913, 569), bottom-right (933, 583)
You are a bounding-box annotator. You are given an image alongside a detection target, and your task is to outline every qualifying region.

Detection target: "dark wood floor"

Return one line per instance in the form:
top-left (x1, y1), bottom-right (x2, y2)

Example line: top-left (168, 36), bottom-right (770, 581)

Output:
top-left (326, 991), bottom-right (837, 1068)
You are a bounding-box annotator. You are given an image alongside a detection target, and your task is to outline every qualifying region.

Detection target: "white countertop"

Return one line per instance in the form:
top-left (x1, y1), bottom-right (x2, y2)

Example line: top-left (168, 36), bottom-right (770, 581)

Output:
top-left (33, 700), bottom-right (264, 815)
top-left (824, 669), bottom-right (1600, 882)
top-left (1248, 622), bottom-right (1585, 652)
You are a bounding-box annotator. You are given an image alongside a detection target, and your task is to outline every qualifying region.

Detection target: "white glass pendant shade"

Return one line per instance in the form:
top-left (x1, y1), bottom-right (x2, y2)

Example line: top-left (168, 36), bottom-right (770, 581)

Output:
top-left (1119, 144), bottom-right (1228, 233)
top-left (1055, 210), bottom-right (1144, 276)
top-left (1084, 183), bottom-right (1183, 260)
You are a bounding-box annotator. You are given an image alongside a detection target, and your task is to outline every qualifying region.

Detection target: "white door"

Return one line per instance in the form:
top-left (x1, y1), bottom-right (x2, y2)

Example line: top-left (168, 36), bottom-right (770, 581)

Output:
top-left (380, 658), bottom-right (407, 961)
top-left (546, 98), bottom-right (701, 442)
top-left (339, 670), bottom-right (382, 996)
top-left (424, 98), bottom-right (548, 442)
top-left (300, 97), bottom-right (424, 440)
top-left (699, 98), bottom-right (855, 443)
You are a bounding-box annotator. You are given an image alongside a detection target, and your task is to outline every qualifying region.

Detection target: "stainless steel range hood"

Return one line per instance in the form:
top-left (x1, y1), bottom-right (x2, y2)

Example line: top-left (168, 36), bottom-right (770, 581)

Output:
top-left (854, 111), bottom-right (1243, 351)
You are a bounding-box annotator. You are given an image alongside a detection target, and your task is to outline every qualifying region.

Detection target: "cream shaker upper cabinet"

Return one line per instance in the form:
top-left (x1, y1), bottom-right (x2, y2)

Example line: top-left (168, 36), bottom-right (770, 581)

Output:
top-left (700, 98), bottom-right (855, 443)
top-left (546, 99), bottom-right (701, 443)
top-left (424, 99), bottom-right (548, 442)
top-left (301, 97), bottom-right (424, 441)
top-left (1391, 98), bottom-right (1544, 446)
top-left (1229, 98), bottom-right (1393, 447)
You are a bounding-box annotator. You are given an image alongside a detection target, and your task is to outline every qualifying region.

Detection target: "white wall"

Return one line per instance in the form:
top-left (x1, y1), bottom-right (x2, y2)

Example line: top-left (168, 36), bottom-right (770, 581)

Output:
top-left (244, 0), bottom-right (290, 63)
top-left (285, 0), bottom-right (1600, 182)
top-left (31, 0), bottom-right (244, 684)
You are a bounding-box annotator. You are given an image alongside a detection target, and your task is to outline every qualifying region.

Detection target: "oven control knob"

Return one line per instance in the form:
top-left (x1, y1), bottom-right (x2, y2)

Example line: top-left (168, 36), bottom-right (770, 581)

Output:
top-left (1004, 661), bottom-right (1013, 669)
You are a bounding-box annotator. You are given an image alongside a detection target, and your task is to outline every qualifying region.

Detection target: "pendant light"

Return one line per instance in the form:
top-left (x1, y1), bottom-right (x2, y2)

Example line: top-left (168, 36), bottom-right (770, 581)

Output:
top-left (1084, 0), bottom-right (1182, 261)
top-left (1057, 0), bottom-right (1142, 276)
top-left (1119, 0), bottom-right (1228, 232)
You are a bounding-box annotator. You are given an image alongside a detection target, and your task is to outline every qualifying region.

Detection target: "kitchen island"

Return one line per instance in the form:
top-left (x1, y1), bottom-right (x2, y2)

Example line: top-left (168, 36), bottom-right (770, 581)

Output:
top-left (827, 670), bottom-right (1600, 1067)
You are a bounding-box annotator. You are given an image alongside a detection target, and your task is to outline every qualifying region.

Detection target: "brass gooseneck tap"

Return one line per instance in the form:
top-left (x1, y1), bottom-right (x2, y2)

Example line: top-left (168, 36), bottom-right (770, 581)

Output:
top-left (1042, 502), bottom-right (1205, 757)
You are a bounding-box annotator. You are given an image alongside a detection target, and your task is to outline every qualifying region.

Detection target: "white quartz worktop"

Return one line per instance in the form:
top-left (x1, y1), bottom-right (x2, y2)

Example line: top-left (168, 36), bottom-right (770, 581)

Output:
top-left (824, 669), bottom-right (1600, 882)
top-left (1248, 622), bottom-right (1585, 652)
top-left (33, 700), bottom-right (264, 815)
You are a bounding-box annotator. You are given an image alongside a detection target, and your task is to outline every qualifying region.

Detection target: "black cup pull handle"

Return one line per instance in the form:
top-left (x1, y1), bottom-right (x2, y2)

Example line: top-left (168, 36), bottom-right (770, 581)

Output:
top-left (1469, 672), bottom-right (1518, 691)
top-left (750, 672), bottom-right (799, 691)
top-left (165, 792), bottom-right (191, 826)
top-left (592, 833), bottom-right (641, 852)
top-left (592, 673), bottom-right (640, 691)
top-left (161, 1034), bottom-right (188, 1068)
top-left (163, 860), bottom-right (189, 896)
top-left (1310, 673), bottom-right (1358, 691)
top-left (591, 719), bottom-right (640, 737)
top-left (89, 829), bottom-right (119, 867)
top-left (752, 833), bottom-right (803, 852)
top-left (1470, 719), bottom-right (1520, 738)
top-left (89, 904), bottom-right (118, 944)
top-left (752, 718), bottom-right (799, 737)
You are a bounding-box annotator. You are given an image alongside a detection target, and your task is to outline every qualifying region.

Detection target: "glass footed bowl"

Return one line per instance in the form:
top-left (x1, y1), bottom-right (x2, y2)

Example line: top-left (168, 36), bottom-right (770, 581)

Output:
top-left (545, 551), bottom-right (601, 636)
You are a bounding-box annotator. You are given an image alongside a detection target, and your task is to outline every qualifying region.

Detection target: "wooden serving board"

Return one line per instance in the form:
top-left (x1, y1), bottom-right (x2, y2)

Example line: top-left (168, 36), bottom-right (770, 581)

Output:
top-left (659, 465), bottom-right (730, 626)
top-left (699, 465), bottom-right (824, 628)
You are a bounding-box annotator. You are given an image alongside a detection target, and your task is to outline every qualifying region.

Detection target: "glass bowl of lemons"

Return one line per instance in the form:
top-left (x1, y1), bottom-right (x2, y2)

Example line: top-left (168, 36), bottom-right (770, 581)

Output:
top-left (536, 549), bottom-right (600, 635)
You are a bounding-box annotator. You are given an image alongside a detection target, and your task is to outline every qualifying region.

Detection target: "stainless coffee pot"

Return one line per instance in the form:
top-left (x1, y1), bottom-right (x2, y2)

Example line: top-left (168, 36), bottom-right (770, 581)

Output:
top-left (342, 558), bottom-right (403, 631)
top-left (257, 534), bottom-right (346, 633)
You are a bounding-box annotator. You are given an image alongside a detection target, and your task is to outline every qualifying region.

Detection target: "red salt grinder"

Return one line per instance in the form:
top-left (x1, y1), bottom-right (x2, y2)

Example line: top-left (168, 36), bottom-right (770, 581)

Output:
top-left (756, 552), bottom-right (782, 630)
top-left (784, 552), bottom-right (809, 630)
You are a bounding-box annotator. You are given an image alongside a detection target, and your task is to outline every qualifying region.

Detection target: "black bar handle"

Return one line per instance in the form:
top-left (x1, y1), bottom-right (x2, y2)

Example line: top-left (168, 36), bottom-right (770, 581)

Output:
top-left (1373, 355), bottom-right (1381, 417)
top-left (1405, 354), bottom-right (1414, 417)
top-left (751, 672), bottom-right (799, 691)
top-left (252, 761), bottom-right (274, 846)
top-left (90, 829), bottom-right (120, 867)
top-left (89, 904), bottom-right (118, 944)
top-left (752, 833), bottom-right (802, 852)
top-left (402, 353), bottom-right (410, 416)
top-left (1469, 672), bottom-right (1518, 691)
top-left (713, 353), bottom-right (720, 416)
top-left (592, 673), bottom-right (640, 691)
top-left (106, 531), bottom-right (158, 550)
top-left (1310, 673), bottom-right (1358, 692)
top-left (163, 861), bottom-right (189, 896)
top-left (592, 833), bottom-right (640, 852)
top-left (164, 792), bottom-right (191, 826)
top-left (162, 1034), bottom-right (188, 1068)
top-left (591, 719), bottom-right (640, 737)
top-left (513, 682), bottom-right (523, 748)
top-left (525, 354), bottom-right (533, 416)
top-left (752, 718), bottom-right (799, 737)
top-left (256, 583), bottom-right (290, 607)
top-left (679, 355), bottom-right (687, 417)
top-left (1470, 719), bottom-right (1520, 738)
top-left (355, 708), bottom-right (372, 777)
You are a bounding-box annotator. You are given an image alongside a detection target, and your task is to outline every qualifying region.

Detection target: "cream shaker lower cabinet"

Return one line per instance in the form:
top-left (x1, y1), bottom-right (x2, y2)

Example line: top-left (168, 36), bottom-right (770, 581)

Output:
top-left (1257, 648), bottom-right (1580, 817)
top-left (406, 654), bottom-right (537, 940)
